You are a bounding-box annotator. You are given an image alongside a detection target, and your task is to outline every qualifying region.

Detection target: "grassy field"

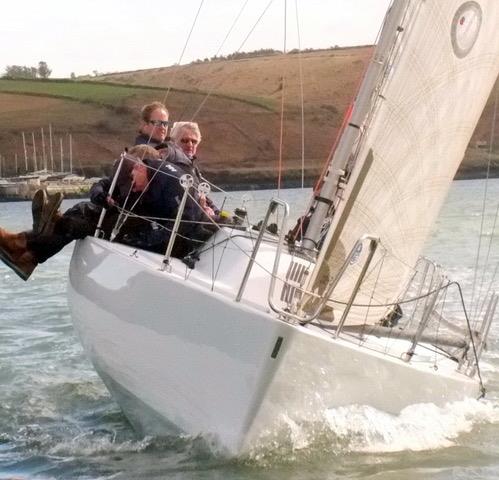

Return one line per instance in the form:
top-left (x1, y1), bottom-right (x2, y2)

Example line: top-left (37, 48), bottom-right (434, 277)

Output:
top-left (0, 47), bottom-right (497, 184)
top-left (0, 79), bottom-right (155, 106)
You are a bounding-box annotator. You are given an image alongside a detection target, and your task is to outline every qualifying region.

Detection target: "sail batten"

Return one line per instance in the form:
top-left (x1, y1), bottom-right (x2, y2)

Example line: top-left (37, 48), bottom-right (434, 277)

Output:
top-left (302, 0), bottom-right (499, 325)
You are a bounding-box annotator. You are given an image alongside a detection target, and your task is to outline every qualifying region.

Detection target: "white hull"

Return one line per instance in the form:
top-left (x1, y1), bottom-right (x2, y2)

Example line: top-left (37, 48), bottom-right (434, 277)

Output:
top-left (68, 234), bottom-right (480, 455)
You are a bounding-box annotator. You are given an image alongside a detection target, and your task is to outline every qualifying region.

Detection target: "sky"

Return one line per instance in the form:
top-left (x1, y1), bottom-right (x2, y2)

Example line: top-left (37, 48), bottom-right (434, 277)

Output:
top-left (1, 0), bottom-right (392, 78)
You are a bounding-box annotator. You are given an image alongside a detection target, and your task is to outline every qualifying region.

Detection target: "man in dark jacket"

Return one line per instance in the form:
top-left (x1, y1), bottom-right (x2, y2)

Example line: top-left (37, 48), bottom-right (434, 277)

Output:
top-left (0, 145), bottom-right (201, 280)
top-left (103, 156), bottom-right (202, 256)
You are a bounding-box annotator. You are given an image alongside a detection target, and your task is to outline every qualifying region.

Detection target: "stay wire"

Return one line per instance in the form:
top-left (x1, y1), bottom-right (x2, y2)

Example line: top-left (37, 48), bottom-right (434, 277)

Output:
top-left (191, 0), bottom-right (275, 120)
top-left (471, 87), bottom-right (499, 324)
top-left (162, 0), bottom-right (205, 104)
top-left (294, 0), bottom-right (306, 190)
top-left (277, 0), bottom-right (287, 194)
top-left (180, 0), bottom-right (250, 119)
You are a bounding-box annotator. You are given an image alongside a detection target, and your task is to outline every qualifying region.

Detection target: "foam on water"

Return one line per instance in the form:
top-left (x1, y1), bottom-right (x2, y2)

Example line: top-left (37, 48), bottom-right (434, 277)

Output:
top-left (244, 398), bottom-right (499, 464)
top-left (324, 399), bottom-right (499, 452)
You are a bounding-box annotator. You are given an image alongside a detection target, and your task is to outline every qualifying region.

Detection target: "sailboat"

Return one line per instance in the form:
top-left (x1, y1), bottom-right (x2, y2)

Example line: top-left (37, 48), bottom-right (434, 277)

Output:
top-left (68, 0), bottom-right (499, 455)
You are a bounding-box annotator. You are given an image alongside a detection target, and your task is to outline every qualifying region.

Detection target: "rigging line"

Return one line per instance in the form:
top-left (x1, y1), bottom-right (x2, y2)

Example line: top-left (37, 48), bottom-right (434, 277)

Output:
top-left (277, 79), bottom-right (286, 193)
top-left (236, 0), bottom-right (275, 54)
top-left (186, 0), bottom-right (249, 122)
top-left (162, 0), bottom-right (205, 105)
top-left (294, 0), bottom-right (305, 190)
top-left (454, 282), bottom-right (486, 396)
top-left (112, 151), bottom-right (252, 214)
top-left (310, 280), bottom-right (455, 309)
top-left (182, 0), bottom-right (250, 121)
top-left (360, 250), bottom-right (387, 347)
top-left (191, 0), bottom-right (275, 120)
top-left (475, 243), bottom-right (499, 322)
top-left (283, 0), bottom-right (287, 51)
top-left (433, 277), bottom-right (449, 368)
top-left (277, 0), bottom-right (287, 195)
top-left (111, 178), bottom-right (136, 236)
top-left (472, 87), bottom-right (499, 324)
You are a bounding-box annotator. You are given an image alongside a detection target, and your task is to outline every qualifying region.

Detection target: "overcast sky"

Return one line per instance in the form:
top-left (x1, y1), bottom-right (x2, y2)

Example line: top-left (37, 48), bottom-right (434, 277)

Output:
top-left (2, 0), bottom-right (392, 78)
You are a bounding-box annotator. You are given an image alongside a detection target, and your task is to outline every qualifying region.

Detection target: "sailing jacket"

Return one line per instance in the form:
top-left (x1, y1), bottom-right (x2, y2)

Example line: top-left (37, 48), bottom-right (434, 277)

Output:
top-left (90, 157), bottom-right (203, 255)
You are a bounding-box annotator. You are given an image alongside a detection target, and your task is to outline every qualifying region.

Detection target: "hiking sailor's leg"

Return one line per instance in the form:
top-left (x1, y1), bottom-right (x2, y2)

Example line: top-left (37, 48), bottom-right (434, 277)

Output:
top-left (0, 229), bottom-right (38, 281)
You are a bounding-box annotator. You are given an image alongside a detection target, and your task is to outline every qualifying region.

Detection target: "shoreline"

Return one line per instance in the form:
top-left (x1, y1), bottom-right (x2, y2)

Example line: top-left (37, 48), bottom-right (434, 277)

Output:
top-left (0, 170), bottom-right (498, 203)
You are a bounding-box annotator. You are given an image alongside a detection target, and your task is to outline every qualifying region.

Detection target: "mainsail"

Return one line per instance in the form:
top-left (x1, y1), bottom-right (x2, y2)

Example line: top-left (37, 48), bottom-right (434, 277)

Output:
top-left (303, 0), bottom-right (499, 323)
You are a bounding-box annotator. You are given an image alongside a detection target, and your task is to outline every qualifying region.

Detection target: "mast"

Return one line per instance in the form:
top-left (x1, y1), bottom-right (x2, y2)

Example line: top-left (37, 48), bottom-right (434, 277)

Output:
top-left (49, 124), bottom-right (54, 172)
top-left (31, 132), bottom-right (37, 172)
top-left (69, 133), bottom-right (73, 174)
top-left (22, 132), bottom-right (28, 172)
top-left (60, 138), bottom-right (64, 172)
top-left (301, 0), bottom-right (410, 254)
top-left (41, 127), bottom-right (47, 171)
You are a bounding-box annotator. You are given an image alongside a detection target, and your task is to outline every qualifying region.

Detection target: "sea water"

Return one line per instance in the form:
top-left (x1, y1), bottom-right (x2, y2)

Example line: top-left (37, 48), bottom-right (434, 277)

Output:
top-left (1, 179), bottom-right (499, 479)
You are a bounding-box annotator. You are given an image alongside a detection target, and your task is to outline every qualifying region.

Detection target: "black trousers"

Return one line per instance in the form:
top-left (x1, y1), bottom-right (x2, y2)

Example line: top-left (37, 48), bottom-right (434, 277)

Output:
top-left (27, 202), bottom-right (103, 263)
top-left (26, 201), bottom-right (187, 263)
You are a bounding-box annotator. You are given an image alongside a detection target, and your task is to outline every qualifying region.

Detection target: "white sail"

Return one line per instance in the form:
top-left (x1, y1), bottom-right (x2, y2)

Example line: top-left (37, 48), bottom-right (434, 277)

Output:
top-left (306, 0), bottom-right (499, 324)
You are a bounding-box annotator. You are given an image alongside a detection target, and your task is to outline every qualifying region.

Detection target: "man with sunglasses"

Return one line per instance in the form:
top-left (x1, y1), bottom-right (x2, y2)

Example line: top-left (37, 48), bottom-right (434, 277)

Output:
top-left (135, 101), bottom-right (170, 147)
top-left (135, 101), bottom-right (195, 169)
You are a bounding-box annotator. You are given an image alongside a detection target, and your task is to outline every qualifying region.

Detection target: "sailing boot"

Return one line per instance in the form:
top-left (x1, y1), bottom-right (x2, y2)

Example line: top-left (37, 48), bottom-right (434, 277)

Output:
top-left (32, 189), bottom-right (48, 234)
top-left (0, 228), bottom-right (38, 281)
top-left (32, 190), bottom-right (64, 236)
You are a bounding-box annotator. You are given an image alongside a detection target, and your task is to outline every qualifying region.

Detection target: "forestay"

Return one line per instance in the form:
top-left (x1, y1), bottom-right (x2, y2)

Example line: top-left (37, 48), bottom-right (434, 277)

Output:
top-left (304, 0), bottom-right (499, 324)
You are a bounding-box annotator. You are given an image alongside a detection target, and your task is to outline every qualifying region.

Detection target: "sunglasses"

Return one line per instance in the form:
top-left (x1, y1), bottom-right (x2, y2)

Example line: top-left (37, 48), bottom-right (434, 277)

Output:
top-left (180, 138), bottom-right (199, 145)
top-left (148, 120), bottom-right (170, 127)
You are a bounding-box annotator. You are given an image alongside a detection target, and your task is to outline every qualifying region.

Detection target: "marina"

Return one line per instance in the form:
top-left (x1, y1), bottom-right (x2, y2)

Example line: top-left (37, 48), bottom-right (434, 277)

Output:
top-left (0, 173), bottom-right (94, 201)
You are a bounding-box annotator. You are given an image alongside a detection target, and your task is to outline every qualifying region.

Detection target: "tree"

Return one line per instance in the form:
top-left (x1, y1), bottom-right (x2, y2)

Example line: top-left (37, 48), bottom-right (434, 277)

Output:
top-left (70, 72), bottom-right (76, 80)
top-left (37, 61), bottom-right (51, 79)
top-left (4, 65), bottom-right (37, 79)
top-left (3, 62), bottom-right (52, 79)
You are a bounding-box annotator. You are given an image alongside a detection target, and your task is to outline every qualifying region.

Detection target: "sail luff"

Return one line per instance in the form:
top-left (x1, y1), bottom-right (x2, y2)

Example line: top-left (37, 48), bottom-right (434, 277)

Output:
top-left (301, 0), bottom-right (411, 254)
top-left (308, 0), bottom-right (418, 283)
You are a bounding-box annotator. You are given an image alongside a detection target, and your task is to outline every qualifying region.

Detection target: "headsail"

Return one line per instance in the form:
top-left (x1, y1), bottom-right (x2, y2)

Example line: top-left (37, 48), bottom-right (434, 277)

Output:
top-left (302, 0), bottom-right (499, 324)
